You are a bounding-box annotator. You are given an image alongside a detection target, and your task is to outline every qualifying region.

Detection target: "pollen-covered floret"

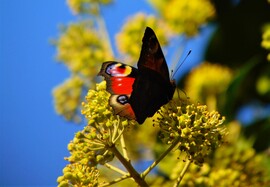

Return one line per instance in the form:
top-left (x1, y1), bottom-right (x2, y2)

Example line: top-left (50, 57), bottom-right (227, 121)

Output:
top-left (65, 81), bottom-right (133, 165)
top-left (116, 13), bottom-right (169, 61)
top-left (67, 0), bottom-right (112, 15)
top-left (185, 62), bottom-right (233, 106)
top-left (261, 26), bottom-right (270, 61)
top-left (56, 22), bottom-right (111, 77)
top-left (149, 0), bottom-right (216, 36)
top-left (155, 99), bottom-right (226, 166)
top-left (57, 163), bottom-right (99, 187)
top-left (53, 76), bottom-right (84, 122)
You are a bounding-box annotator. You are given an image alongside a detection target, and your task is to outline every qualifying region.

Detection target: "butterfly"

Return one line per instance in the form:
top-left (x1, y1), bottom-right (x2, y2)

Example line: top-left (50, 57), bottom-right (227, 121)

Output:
top-left (98, 27), bottom-right (176, 124)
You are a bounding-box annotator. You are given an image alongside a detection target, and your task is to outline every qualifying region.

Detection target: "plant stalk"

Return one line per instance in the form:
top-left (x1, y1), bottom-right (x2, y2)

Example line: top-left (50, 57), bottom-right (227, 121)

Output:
top-left (99, 174), bottom-right (131, 187)
top-left (141, 137), bottom-right (181, 178)
top-left (108, 144), bottom-right (149, 187)
top-left (173, 159), bottom-right (191, 187)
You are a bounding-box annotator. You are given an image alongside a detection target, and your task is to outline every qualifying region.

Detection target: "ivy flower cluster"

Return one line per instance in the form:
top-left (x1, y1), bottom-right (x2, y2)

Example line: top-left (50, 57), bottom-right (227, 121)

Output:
top-left (157, 123), bottom-right (270, 187)
top-left (67, 0), bottom-right (112, 15)
top-left (53, 21), bottom-right (113, 122)
top-left (185, 62), bottom-right (233, 109)
top-left (56, 22), bottom-right (111, 78)
top-left (155, 99), bottom-right (226, 166)
top-left (57, 163), bottom-right (99, 187)
top-left (69, 81), bottom-right (131, 165)
top-left (261, 26), bottom-right (270, 61)
top-left (149, 0), bottom-right (216, 36)
top-left (57, 81), bottom-right (229, 186)
top-left (57, 81), bottom-right (133, 186)
top-left (53, 76), bottom-right (83, 122)
top-left (116, 13), bottom-right (169, 61)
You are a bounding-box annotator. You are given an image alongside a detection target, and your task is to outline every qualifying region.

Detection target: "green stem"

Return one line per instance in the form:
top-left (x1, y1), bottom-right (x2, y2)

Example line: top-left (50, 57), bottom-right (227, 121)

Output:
top-left (206, 93), bottom-right (217, 111)
top-left (108, 144), bottom-right (149, 187)
top-left (141, 137), bottom-right (181, 178)
top-left (111, 119), bottom-right (120, 143)
top-left (120, 134), bottom-right (129, 160)
top-left (104, 163), bottom-right (128, 175)
top-left (113, 126), bottom-right (125, 143)
top-left (173, 159), bottom-right (191, 187)
top-left (99, 174), bottom-right (131, 187)
top-left (95, 4), bottom-right (114, 57)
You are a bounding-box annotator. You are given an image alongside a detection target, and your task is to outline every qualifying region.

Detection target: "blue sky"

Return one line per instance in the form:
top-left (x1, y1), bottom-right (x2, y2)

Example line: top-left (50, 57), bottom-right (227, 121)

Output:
top-left (0, 1), bottom-right (77, 186)
top-left (0, 1), bottom-right (211, 186)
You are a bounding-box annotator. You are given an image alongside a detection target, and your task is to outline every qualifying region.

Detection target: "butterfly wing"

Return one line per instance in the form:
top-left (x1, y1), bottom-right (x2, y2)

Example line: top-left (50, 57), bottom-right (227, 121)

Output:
top-left (98, 61), bottom-right (138, 120)
top-left (137, 27), bottom-right (171, 83)
top-left (129, 27), bottom-right (176, 124)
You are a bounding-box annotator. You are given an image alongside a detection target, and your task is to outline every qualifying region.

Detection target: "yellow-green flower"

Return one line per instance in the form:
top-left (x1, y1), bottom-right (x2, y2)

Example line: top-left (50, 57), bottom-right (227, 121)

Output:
top-left (158, 122), bottom-right (270, 187)
top-left (116, 13), bottom-right (169, 62)
top-left (256, 75), bottom-right (270, 96)
top-left (169, 154), bottom-right (211, 184)
top-left (53, 76), bottom-right (83, 122)
top-left (81, 81), bottom-right (133, 130)
top-left (149, 0), bottom-right (216, 36)
top-left (57, 163), bottom-right (99, 187)
top-left (155, 99), bottom-right (226, 166)
top-left (55, 22), bottom-right (111, 78)
top-left (66, 81), bottom-right (132, 163)
top-left (67, 0), bottom-right (112, 15)
top-left (261, 25), bottom-right (270, 61)
top-left (185, 62), bottom-right (233, 110)
top-left (208, 122), bottom-right (270, 187)
top-left (59, 81), bottom-right (135, 186)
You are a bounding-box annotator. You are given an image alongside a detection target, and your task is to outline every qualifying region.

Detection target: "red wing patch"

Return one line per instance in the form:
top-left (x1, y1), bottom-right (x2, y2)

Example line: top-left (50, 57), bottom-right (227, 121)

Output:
top-left (98, 61), bottom-right (137, 95)
top-left (98, 61), bottom-right (138, 121)
top-left (108, 77), bottom-right (135, 95)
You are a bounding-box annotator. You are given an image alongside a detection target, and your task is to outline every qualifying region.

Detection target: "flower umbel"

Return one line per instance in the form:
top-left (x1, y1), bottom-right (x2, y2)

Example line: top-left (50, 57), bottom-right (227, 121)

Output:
top-left (149, 0), bottom-right (216, 36)
top-left (56, 22), bottom-right (111, 78)
top-left (57, 81), bottom-right (228, 186)
top-left (53, 76), bottom-right (83, 122)
top-left (66, 81), bottom-right (131, 164)
top-left (155, 99), bottom-right (226, 166)
top-left (116, 13), bottom-right (169, 61)
top-left (157, 122), bottom-right (270, 187)
top-left (261, 25), bottom-right (270, 61)
top-left (185, 62), bottom-right (233, 111)
top-left (67, 0), bottom-right (112, 15)
top-left (58, 81), bottom-right (135, 186)
top-left (57, 163), bottom-right (99, 187)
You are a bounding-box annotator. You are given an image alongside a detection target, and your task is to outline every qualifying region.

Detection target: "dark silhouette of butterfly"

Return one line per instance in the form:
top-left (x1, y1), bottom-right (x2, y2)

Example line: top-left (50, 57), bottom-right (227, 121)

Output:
top-left (98, 27), bottom-right (176, 124)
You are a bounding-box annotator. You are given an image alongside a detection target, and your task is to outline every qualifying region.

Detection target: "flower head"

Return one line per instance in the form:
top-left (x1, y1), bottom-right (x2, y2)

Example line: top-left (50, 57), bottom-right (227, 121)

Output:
top-left (55, 22), bottom-right (111, 77)
top-left (155, 99), bottom-right (226, 166)
top-left (157, 121), bottom-right (270, 186)
top-left (57, 163), bottom-right (99, 187)
top-left (116, 13), bottom-right (169, 61)
top-left (149, 0), bottom-right (216, 36)
top-left (67, 0), bottom-right (112, 15)
top-left (65, 81), bottom-right (133, 165)
top-left (261, 25), bottom-right (270, 61)
top-left (208, 122), bottom-right (270, 187)
top-left (53, 76), bottom-right (83, 122)
top-left (185, 62), bottom-right (233, 110)
top-left (57, 82), bottom-right (136, 186)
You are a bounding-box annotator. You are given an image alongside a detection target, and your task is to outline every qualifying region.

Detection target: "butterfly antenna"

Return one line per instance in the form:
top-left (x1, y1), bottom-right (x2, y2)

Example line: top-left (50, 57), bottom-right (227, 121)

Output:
top-left (171, 49), bottom-right (192, 79)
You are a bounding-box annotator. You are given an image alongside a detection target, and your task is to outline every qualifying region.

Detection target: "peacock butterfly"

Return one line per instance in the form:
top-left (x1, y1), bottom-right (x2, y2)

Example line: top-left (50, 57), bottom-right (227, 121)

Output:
top-left (98, 27), bottom-right (176, 124)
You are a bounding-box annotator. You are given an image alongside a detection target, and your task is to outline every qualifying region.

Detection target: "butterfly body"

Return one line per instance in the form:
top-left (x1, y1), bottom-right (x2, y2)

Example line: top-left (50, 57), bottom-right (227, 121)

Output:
top-left (99, 27), bottom-right (175, 124)
top-left (129, 68), bottom-right (175, 123)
